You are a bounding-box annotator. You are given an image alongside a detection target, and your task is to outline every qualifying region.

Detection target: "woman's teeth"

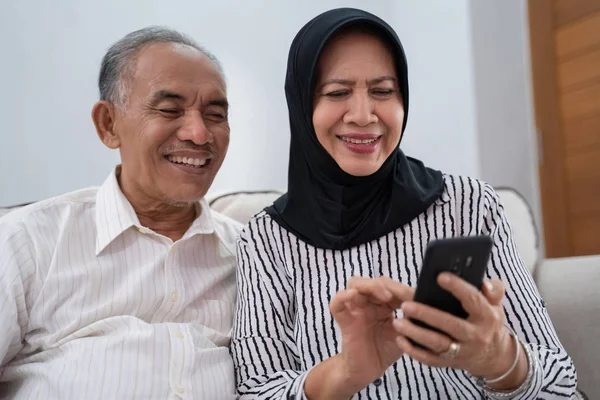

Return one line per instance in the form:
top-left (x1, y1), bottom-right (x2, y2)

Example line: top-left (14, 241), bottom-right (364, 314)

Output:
top-left (341, 137), bottom-right (378, 145)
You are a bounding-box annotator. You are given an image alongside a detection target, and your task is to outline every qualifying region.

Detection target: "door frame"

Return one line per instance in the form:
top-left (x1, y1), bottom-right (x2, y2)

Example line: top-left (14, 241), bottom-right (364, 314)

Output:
top-left (527, 0), bottom-right (571, 258)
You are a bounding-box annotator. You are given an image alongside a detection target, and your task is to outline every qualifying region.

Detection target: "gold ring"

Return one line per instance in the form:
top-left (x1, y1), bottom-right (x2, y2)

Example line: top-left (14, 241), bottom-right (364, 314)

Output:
top-left (439, 341), bottom-right (460, 360)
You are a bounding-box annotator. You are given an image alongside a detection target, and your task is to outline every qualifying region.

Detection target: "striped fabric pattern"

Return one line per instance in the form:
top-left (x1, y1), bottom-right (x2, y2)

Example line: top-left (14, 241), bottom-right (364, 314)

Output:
top-left (231, 174), bottom-right (577, 399)
top-left (0, 168), bottom-right (241, 400)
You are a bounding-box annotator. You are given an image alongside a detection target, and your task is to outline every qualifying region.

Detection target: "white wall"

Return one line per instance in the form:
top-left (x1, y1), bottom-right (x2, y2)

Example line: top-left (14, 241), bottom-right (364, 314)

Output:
top-left (0, 0), bottom-right (393, 206)
top-left (391, 0), bottom-right (481, 179)
top-left (469, 0), bottom-right (542, 231)
top-left (2, 0), bottom-right (533, 208)
top-left (394, 0), bottom-right (541, 232)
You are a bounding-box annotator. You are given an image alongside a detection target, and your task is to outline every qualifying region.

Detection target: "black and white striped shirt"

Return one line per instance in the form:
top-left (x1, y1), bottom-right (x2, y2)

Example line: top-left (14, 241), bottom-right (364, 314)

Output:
top-left (231, 175), bottom-right (576, 399)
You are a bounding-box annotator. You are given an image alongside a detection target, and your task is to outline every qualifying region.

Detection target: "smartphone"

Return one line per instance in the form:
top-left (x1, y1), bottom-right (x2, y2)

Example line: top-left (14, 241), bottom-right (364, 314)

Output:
top-left (408, 235), bottom-right (493, 350)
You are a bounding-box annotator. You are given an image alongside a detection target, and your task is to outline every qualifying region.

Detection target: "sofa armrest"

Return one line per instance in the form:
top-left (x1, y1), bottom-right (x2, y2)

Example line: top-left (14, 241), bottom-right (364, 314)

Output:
top-left (535, 255), bottom-right (600, 399)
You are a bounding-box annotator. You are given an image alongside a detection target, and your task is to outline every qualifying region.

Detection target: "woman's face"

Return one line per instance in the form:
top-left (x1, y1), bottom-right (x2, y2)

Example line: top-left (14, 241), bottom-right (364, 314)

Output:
top-left (313, 31), bottom-right (404, 177)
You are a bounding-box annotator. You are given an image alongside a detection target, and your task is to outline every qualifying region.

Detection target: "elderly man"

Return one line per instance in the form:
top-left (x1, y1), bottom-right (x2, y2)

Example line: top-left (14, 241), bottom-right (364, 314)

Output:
top-left (0, 27), bottom-right (240, 399)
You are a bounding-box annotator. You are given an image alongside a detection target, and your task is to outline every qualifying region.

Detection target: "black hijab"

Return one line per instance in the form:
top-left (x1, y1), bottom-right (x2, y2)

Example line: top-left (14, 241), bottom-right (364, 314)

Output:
top-left (265, 7), bottom-right (444, 250)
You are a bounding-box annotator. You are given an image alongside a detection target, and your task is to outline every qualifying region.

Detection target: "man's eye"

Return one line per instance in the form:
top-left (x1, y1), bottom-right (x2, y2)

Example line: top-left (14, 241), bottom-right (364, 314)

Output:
top-left (159, 109), bottom-right (179, 114)
top-left (207, 113), bottom-right (226, 121)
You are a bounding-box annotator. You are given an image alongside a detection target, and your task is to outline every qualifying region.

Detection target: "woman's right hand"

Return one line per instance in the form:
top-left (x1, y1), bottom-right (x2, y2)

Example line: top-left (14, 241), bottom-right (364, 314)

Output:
top-left (304, 276), bottom-right (415, 400)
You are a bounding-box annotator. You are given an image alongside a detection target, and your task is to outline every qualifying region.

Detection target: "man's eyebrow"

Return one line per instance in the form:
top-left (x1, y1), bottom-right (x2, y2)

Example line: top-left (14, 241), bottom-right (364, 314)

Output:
top-left (148, 90), bottom-right (186, 105)
top-left (208, 98), bottom-right (229, 109)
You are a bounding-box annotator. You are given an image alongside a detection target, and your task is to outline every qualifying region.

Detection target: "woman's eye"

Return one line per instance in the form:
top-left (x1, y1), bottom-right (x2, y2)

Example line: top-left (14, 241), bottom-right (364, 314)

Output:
top-left (371, 89), bottom-right (394, 97)
top-left (325, 90), bottom-right (350, 98)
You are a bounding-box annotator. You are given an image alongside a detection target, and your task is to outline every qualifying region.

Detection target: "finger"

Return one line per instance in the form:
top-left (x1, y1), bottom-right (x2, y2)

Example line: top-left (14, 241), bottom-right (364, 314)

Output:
top-left (348, 276), bottom-right (414, 308)
top-left (437, 272), bottom-right (493, 322)
top-left (330, 289), bottom-right (367, 327)
top-left (332, 289), bottom-right (379, 315)
top-left (347, 276), bottom-right (393, 305)
top-left (348, 291), bottom-right (372, 308)
top-left (329, 289), bottom-right (358, 315)
top-left (376, 276), bottom-right (415, 308)
top-left (482, 279), bottom-right (505, 306)
top-left (395, 335), bottom-right (449, 369)
top-left (401, 301), bottom-right (476, 342)
top-left (392, 318), bottom-right (453, 354)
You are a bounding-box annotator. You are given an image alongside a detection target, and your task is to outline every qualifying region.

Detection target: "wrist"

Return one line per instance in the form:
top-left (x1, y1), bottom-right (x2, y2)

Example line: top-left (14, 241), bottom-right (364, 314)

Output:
top-left (304, 355), bottom-right (356, 400)
top-left (483, 330), bottom-right (517, 380)
top-left (476, 330), bottom-right (529, 391)
top-left (485, 340), bottom-right (528, 390)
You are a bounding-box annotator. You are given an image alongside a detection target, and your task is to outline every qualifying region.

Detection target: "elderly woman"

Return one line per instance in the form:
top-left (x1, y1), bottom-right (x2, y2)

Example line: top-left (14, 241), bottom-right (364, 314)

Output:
top-left (230, 7), bottom-right (576, 399)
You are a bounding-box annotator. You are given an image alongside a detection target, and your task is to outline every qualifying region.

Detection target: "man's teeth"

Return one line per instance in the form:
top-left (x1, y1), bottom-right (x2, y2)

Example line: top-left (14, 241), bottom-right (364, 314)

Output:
top-left (167, 156), bottom-right (207, 167)
top-left (341, 137), bottom-right (378, 145)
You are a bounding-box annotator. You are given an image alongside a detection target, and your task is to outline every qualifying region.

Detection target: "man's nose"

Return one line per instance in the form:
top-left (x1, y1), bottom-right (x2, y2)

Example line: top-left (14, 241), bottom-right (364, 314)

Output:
top-left (177, 111), bottom-right (214, 145)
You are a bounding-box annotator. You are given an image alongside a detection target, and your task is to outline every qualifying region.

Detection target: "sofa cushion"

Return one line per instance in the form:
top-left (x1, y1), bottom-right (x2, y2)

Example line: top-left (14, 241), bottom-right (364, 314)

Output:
top-left (6, 187), bottom-right (540, 272)
top-left (208, 188), bottom-right (540, 273)
top-left (536, 255), bottom-right (600, 399)
top-left (208, 190), bottom-right (283, 225)
top-left (0, 202), bottom-right (33, 219)
top-left (494, 188), bottom-right (539, 274)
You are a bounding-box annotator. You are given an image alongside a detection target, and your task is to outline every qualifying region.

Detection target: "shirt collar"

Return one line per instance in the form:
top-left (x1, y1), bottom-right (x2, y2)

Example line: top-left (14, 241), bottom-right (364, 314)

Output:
top-left (95, 166), bottom-right (215, 255)
top-left (182, 198), bottom-right (216, 239)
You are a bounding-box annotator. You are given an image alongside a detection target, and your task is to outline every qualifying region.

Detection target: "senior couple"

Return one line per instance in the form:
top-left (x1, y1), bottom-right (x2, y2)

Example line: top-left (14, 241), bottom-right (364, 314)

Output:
top-left (0, 7), bottom-right (576, 400)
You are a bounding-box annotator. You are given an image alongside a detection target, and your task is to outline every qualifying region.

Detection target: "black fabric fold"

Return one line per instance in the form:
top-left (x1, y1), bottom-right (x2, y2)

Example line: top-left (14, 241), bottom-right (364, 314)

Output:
top-left (265, 7), bottom-right (444, 250)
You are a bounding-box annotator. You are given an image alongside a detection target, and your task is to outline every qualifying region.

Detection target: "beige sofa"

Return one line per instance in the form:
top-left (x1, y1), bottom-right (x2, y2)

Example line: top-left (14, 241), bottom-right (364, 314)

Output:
top-left (2, 188), bottom-right (598, 397)
top-left (207, 188), bottom-right (599, 399)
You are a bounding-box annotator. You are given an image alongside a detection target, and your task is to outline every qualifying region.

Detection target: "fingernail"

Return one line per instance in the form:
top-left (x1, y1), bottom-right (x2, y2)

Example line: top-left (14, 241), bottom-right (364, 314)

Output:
top-left (402, 302), bottom-right (415, 313)
top-left (439, 273), bottom-right (451, 284)
top-left (484, 280), bottom-right (494, 293)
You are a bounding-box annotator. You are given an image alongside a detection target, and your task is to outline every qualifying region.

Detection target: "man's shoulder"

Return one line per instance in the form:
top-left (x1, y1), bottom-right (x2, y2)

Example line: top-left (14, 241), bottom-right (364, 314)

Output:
top-left (210, 209), bottom-right (243, 237)
top-left (0, 186), bottom-right (100, 234)
top-left (209, 209), bottom-right (244, 255)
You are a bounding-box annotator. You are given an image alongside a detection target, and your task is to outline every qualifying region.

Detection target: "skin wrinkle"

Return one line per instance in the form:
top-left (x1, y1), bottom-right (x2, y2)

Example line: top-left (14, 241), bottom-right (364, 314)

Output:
top-left (116, 42), bottom-right (225, 110)
top-left (312, 31), bottom-right (404, 177)
top-left (92, 42), bottom-right (229, 241)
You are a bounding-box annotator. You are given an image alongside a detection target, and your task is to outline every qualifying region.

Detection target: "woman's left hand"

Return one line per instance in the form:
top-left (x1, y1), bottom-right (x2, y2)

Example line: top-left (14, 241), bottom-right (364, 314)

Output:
top-left (392, 272), bottom-right (518, 381)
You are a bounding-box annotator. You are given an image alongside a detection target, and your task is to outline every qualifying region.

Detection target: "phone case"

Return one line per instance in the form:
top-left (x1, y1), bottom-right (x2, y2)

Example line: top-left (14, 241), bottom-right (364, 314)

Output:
top-left (408, 235), bottom-right (493, 348)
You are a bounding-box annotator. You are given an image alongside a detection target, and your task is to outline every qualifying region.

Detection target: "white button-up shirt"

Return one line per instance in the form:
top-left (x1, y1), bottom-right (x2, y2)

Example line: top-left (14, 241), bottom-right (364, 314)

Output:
top-left (0, 167), bottom-right (241, 399)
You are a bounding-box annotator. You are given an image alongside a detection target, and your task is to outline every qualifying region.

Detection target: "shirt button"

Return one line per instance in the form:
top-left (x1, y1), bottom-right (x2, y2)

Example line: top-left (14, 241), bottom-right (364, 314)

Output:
top-left (138, 227), bottom-right (150, 234)
top-left (177, 331), bottom-right (184, 339)
top-left (176, 385), bottom-right (184, 394)
top-left (171, 292), bottom-right (179, 302)
top-left (374, 378), bottom-right (383, 386)
top-left (171, 247), bottom-right (176, 254)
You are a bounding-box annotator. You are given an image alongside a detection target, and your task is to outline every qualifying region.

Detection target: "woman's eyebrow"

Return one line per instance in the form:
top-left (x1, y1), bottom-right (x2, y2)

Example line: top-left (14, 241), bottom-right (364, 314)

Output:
top-left (318, 76), bottom-right (397, 90)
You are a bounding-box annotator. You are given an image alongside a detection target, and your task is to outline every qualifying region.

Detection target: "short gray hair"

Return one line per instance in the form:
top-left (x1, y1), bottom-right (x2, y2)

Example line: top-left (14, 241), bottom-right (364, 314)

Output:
top-left (98, 26), bottom-right (224, 107)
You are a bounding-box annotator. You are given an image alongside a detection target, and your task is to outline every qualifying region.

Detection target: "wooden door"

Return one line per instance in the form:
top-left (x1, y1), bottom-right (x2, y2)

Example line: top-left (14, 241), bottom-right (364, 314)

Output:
top-left (529, 0), bottom-right (600, 257)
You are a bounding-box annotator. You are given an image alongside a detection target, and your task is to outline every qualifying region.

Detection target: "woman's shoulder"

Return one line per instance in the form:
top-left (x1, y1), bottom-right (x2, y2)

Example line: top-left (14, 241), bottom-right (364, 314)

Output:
top-left (440, 173), bottom-right (498, 205)
top-left (239, 210), bottom-right (291, 245)
top-left (240, 210), bottom-right (270, 235)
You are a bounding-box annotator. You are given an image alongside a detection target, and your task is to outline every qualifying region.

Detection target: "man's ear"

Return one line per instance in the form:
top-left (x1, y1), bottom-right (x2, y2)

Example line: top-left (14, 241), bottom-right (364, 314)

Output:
top-left (92, 100), bottom-right (121, 149)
